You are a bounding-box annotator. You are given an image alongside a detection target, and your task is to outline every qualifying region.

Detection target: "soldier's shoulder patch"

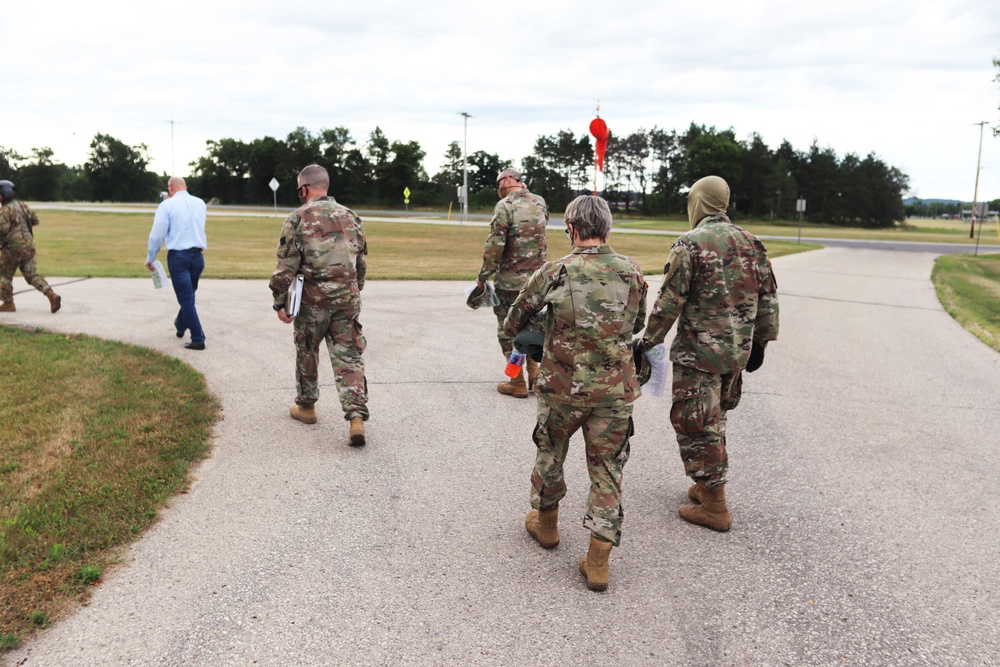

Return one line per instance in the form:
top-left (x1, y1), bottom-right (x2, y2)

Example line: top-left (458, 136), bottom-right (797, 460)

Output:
top-left (663, 246), bottom-right (685, 282)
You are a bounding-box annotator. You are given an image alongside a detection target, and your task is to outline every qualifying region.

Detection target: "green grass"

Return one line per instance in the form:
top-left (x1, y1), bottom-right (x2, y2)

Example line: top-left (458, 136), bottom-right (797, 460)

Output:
top-left (30, 210), bottom-right (815, 280)
top-left (932, 254), bottom-right (1000, 353)
top-left (0, 327), bottom-right (219, 650)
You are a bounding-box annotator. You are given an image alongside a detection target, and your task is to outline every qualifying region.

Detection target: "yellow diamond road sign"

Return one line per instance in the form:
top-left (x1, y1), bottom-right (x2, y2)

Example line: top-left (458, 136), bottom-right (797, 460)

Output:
top-left (403, 187), bottom-right (411, 199)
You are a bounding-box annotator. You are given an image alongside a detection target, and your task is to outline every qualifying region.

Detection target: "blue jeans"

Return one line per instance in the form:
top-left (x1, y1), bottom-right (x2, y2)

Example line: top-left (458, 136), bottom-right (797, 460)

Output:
top-left (167, 249), bottom-right (205, 344)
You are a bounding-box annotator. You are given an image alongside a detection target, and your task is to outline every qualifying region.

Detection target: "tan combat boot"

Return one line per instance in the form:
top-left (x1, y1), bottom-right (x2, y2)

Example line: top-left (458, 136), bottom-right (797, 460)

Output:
top-left (525, 506), bottom-right (559, 548)
top-left (526, 358), bottom-right (540, 391)
top-left (679, 482), bottom-right (732, 532)
top-left (688, 482), bottom-right (705, 504)
top-left (290, 404), bottom-right (317, 424)
top-left (45, 289), bottom-right (61, 313)
top-left (349, 417), bottom-right (366, 447)
top-left (0, 301), bottom-right (14, 313)
top-left (497, 367), bottom-right (528, 398)
top-left (579, 534), bottom-right (613, 592)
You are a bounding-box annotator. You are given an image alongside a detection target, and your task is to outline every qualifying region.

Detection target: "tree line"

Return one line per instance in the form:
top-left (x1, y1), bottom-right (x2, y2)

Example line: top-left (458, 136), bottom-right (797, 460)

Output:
top-left (1, 122), bottom-right (915, 227)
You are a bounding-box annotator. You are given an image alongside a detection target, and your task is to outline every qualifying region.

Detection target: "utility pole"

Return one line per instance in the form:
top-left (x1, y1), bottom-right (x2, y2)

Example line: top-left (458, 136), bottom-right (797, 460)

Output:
top-left (458, 112), bottom-right (472, 225)
top-left (970, 121), bottom-right (986, 239)
top-left (164, 119), bottom-right (181, 176)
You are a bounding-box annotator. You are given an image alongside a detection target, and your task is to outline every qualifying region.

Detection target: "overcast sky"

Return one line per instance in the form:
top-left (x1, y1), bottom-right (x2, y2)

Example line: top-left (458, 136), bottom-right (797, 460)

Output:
top-left (4, 0), bottom-right (999, 201)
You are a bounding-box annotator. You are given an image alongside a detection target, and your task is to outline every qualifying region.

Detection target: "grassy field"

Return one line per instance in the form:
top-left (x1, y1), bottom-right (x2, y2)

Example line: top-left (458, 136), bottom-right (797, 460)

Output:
top-left (932, 253), bottom-right (1000, 353)
top-left (617, 215), bottom-right (1000, 246)
top-left (0, 327), bottom-right (219, 650)
top-left (29, 209), bottom-right (817, 280)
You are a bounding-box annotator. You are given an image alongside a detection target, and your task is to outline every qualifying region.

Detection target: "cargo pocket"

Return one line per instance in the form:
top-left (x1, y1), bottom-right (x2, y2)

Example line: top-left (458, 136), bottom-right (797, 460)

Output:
top-left (532, 402), bottom-right (552, 450)
top-left (670, 381), bottom-right (706, 436)
top-left (351, 319), bottom-right (367, 354)
top-left (720, 372), bottom-right (743, 411)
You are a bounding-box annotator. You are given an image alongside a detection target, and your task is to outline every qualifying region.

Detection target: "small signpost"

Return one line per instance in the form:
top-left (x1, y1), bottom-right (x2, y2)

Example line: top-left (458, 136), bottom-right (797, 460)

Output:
top-left (269, 178), bottom-right (279, 216)
top-left (403, 186), bottom-right (411, 213)
top-left (796, 198), bottom-right (807, 244)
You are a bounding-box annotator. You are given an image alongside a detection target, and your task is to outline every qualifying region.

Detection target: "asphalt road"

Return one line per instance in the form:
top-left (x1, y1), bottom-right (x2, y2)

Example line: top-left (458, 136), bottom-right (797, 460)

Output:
top-left (4, 247), bottom-right (1000, 666)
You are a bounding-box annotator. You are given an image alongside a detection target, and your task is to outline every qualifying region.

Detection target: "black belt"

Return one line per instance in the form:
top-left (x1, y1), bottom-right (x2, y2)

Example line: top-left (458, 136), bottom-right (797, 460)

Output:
top-left (169, 248), bottom-right (203, 253)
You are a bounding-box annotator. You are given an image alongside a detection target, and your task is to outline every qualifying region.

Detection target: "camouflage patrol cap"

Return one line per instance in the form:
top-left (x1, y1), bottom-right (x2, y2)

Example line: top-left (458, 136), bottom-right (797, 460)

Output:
top-left (496, 168), bottom-right (523, 184)
top-left (466, 281), bottom-right (500, 309)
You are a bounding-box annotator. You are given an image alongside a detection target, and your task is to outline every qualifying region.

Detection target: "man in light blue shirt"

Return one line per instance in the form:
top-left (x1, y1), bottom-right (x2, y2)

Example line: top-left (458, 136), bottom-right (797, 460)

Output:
top-left (145, 177), bottom-right (208, 350)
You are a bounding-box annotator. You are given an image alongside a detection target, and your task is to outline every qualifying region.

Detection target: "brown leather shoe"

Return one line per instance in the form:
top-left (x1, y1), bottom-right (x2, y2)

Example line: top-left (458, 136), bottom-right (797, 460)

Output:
top-left (290, 404), bottom-right (317, 424)
top-left (46, 290), bottom-right (61, 314)
top-left (579, 534), bottom-right (613, 591)
top-left (349, 416), bottom-right (366, 447)
top-left (0, 301), bottom-right (14, 313)
top-left (679, 482), bottom-right (732, 531)
top-left (525, 506), bottom-right (559, 548)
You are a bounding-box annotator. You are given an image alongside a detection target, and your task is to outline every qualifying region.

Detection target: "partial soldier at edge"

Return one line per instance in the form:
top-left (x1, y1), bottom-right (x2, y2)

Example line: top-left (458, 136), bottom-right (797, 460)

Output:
top-left (0, 179), bottom-right (61, 314)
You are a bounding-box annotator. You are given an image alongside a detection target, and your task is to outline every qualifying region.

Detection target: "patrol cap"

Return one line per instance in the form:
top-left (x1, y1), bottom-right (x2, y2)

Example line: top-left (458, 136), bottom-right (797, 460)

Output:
top-left (496, 168), bottom-right (522, 184)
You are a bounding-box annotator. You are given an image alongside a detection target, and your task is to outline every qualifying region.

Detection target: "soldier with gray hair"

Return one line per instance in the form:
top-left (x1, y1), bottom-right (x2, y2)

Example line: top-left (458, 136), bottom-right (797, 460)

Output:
top-left (638, 175), bottom-right (779, 532)
top-left (503, 195), bottom-right (647, 592)
top-left (269, 164), bottom-right (370, 447)
top-left (477, 168), bottom-right (548, 398)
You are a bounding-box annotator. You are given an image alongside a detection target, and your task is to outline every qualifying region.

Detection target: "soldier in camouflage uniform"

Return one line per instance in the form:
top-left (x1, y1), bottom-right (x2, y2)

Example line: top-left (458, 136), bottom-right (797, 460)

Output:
top-left (503, 195), bottom-right (647, 592)
top-left (477, 168), bottom-right (548, 398)
top-left (270, 165), bottom-right (369, 448)
top-left (638, 175), bottom-right (779, 532)
top-left (0, 180), bottom-right (61, 313)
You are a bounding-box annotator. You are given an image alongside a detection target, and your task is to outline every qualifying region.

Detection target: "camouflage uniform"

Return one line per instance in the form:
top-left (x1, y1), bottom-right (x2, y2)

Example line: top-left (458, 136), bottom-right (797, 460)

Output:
top-left (504, 245), bottom-right (647, 545)
top-left (478, 188), bottom-right (548, 358)
top-left (641, 213), bottom-right (779, 488)
top-left (0, 200), bottom-right (52, 302)
top-left (269, 196), bottom-right (369, 421)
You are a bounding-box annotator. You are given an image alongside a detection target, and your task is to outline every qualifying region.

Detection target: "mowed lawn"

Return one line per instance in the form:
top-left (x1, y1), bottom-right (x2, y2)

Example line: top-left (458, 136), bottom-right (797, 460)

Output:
top-left (617, 215), bottom-right (1000, 246)
top-left (30, 210), bottom-right (816, 281)
top-left (932, 253), bottom-right (1000, 353)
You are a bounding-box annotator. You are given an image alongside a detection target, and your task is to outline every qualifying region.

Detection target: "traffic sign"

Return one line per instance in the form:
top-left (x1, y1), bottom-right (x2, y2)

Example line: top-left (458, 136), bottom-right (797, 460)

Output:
top-left (269, 178), bottom-right (279, 192)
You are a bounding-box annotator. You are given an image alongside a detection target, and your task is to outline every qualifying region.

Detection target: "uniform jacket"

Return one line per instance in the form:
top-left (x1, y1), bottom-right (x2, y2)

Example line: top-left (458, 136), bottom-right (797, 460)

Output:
top-left (478, 188), bottom-right (548, 292)
top-left (503, 244), bottom-right (648, 407)
top-left (269, 196), bottom-right (367, 310)
top-left (642, 214), bottom-right (779, 374)
top-left (0, 200), bottom-right (39, 253)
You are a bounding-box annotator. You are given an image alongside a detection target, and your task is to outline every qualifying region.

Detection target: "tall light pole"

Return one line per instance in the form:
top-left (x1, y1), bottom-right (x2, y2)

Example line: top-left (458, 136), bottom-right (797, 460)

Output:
top-left (458, 112), bottom-right (472, 224)
top-left (970, 121), bottom-right (987, 239)
top-left (164, 119), bottom-right (180, 176)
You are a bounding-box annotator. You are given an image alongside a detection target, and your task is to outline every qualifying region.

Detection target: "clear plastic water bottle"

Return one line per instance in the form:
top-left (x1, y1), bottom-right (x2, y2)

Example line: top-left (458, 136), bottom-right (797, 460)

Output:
top-left (504, 350), bottom-right (526, 378)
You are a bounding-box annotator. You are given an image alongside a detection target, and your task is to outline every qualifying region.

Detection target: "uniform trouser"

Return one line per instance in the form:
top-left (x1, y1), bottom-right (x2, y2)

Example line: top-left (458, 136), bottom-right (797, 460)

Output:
top-left (167, 249), bottom-right (205, 344)
top-left (0, 247), bottom-right (51, 302)
top-left (530, 399), bottom-right (634, 546)
top-left (492, 288), bottom-right (520, 360)
top-left (293, 299), bottom-right (368, 420)
top-left (670, 364), bottom-right (743, 490)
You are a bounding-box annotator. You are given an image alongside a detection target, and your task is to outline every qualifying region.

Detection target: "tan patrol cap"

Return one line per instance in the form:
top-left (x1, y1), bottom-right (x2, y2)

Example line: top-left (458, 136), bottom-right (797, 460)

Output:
top-left (496, 168), bottom-right (523, 184)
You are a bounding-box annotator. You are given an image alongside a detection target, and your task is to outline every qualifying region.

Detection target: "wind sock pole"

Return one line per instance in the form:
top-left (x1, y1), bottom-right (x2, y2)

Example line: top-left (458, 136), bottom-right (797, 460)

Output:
top-left (589, 101), bottom-right (609, 197)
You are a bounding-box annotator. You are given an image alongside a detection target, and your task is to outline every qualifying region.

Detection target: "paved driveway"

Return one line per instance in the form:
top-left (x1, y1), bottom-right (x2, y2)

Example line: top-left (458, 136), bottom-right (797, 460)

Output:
top-left (4, 247), bottom-right (1000, 666)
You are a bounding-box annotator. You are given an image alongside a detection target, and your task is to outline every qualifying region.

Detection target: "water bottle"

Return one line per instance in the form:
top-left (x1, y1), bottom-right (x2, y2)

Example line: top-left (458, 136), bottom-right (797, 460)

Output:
top-left (504, 350), bottom-right (526, 378)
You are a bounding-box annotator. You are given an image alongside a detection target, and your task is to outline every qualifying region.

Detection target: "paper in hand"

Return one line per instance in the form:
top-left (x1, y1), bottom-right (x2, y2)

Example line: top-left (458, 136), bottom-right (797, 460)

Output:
top-left (286, 275), bottom-right (304, 316)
